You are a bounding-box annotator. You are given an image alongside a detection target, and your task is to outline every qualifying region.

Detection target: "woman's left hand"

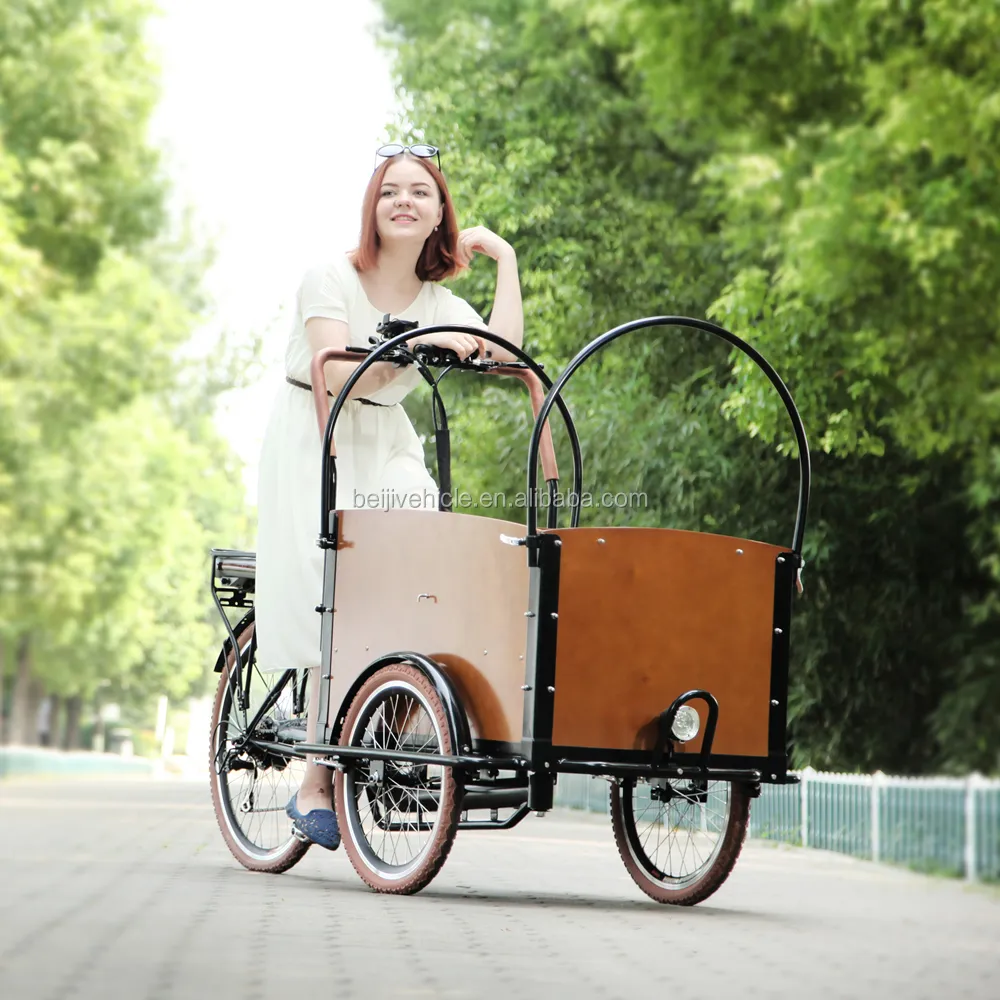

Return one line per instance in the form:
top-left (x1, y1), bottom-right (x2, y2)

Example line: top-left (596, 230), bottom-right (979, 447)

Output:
top-left (456, 226), bottom-right (515, 266)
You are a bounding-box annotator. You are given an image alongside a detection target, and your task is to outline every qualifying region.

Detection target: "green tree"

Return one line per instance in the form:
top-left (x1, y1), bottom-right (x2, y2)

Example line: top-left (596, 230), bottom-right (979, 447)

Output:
top-left (0, 0), bottom-right (253, 747)
top-left (378, 0), bottom-right (1000, 773)
top-left (579, 0), bottom-right (1000, 772)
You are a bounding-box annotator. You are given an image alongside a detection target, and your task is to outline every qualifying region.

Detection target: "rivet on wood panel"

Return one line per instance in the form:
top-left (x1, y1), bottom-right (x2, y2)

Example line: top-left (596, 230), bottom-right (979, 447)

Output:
top-left (597, 538), bottom-right (606, 544)
top-left (736, 548), bottom-right (744, 555)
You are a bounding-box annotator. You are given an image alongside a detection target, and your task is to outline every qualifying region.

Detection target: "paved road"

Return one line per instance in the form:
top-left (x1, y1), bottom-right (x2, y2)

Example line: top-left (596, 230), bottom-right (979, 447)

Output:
top-left (0, 777), bottom-right (997, 1000)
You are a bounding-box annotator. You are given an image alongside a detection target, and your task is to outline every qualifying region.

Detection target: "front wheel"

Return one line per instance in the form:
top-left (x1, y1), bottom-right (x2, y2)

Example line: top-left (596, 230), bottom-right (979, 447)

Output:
top-left (334, 662), bottom-right (462, 894)
top-left (610, 776), bottom-right (750, 905)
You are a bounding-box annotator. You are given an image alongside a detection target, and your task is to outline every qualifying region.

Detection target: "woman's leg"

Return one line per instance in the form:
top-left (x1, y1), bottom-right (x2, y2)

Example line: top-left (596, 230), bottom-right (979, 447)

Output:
top-left (295, 665), bottom-right (333, 813)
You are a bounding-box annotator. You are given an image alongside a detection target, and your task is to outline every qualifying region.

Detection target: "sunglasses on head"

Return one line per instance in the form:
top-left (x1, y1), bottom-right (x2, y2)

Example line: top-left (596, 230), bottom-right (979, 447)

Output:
top-left (374, 143), bottom-right (442, 173)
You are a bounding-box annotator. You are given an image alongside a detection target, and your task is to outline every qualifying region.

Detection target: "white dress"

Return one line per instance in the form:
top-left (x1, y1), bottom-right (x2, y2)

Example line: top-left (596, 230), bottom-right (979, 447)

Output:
top-left (254, 254), bottom-right (487, 672)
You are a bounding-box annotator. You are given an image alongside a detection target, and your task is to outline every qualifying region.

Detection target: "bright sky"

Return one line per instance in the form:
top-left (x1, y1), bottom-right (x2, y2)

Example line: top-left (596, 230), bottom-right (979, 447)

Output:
top-left (147, 0), bottom-right (399, 505)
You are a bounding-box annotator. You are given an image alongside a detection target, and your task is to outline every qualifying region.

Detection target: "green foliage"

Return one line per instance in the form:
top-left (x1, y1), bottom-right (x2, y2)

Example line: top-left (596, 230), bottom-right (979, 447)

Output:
top-left (0, 0), bottom-right (252, 735)
top-left (380, 0), bottom-right (1000, 773)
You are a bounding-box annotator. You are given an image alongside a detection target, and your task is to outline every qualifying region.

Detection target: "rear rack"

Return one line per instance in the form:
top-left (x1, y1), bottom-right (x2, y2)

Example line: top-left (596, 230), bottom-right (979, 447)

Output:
top-left (212, 548), bottom-right (256, 609)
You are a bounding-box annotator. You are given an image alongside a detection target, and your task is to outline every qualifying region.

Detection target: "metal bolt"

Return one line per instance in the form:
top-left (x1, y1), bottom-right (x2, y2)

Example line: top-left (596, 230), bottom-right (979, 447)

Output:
top-left (333, 647), bottom-right (338, 653)
top-left (519, 655), bottom-right (524, 660)
top-left (521, 684), bottom-right (532, 691)
top-left (597, 538), bottom-right (605, 544)
top-left (365, 645), bottom-right (369, 651)
top-left (554, 539), bottom-right (562, 547)
top-left (677, 768), bottom-right (684, 776)
top-left (483, 649), bottom-right (488, 655)
top-left (547, 686), bottom-right (555, 693)
top-left (524, 611), bottom-right (536, 618)
top-left (771, 699), bottom-right (779, 707)
top-left (774, 627), bottom-right (783, 635)
top-left (736, 548), bottom-right (744, 555)
top-left (550, 612), bottom-right (558, 620)
top-left (778, 556), bottom-right (785, 564)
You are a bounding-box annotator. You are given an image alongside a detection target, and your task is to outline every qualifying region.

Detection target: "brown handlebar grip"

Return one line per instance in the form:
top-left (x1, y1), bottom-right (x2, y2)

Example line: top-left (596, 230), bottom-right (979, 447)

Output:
top-left (309, 347), bottom-right (363, 457)
top-left (493, 367), bottom-right (560, 484)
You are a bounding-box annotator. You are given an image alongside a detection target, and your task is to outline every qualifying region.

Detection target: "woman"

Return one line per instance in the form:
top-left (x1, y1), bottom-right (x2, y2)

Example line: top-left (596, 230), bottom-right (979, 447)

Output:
top-left (254, 146), bottom-right (524, 849)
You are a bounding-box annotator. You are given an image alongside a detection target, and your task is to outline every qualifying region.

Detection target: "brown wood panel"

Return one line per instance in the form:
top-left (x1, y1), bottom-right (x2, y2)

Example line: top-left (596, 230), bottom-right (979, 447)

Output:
top-left (550, 527), bottom-right (784, 757)
top-left (326, 509), bottom-right (530, 742)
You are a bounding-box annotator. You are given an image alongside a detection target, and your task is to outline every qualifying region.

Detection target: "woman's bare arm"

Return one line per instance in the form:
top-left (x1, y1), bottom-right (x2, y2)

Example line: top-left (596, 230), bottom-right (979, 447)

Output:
top-left (456, 227), bottom-right (524, 362)
top-left (305, 316), bottom-right (408, 397)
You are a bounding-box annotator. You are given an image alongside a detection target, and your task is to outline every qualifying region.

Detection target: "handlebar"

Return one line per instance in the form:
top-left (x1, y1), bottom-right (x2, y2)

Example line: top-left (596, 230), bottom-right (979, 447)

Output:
top-left (309, 326), bottom-right (575, 525)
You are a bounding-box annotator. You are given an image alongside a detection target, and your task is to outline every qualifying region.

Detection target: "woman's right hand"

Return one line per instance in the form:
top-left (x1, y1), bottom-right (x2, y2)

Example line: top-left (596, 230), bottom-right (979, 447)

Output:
top-left (410, 330), bottom-right (486, 360)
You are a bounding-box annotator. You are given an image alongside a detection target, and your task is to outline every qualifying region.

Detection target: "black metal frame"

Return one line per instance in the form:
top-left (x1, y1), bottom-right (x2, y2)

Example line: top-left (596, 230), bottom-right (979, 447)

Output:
top-left (524, 316), bottom-right (811, 557)
top-left (209, 314), bottom-right (811, 835)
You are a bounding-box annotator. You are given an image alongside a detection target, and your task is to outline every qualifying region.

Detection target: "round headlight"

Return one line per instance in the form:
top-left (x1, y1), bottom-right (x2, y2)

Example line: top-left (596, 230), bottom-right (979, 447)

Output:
top-left (670, 705), bottom-right (701, 742)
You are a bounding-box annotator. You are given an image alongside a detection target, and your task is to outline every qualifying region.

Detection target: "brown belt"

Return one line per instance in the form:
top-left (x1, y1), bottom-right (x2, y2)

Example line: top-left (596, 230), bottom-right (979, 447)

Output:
top-left (285, 375), bottom-right (393, 406)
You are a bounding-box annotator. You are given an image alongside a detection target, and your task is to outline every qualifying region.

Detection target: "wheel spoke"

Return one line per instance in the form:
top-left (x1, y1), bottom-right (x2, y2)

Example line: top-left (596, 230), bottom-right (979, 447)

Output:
top-left (340, 672), bottom-right (458, 888)
top-left (213, 651), bottom-right (306, 861)
top-left (623, 779), bottom-right (735, 891)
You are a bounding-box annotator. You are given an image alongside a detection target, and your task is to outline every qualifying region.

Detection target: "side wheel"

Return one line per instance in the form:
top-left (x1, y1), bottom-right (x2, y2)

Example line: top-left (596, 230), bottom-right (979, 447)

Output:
top-left (334, 662), bottom-right (462, 895)
top-left (209, 620), bottom-right (311, 873)
top-left (610, 777), bottom-right (751, 905)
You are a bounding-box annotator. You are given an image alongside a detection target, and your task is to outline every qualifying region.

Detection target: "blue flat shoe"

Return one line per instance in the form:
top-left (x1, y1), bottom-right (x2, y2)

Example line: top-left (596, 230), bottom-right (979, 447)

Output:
top-left (286, 792), bottom-right (341, 851)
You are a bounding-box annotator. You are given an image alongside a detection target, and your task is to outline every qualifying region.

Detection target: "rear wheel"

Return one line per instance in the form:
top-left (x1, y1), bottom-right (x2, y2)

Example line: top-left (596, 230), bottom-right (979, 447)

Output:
top-left (610, 776), bottom-right (750, 905)
top-left (209, 620), bottom-right (311, 873)
top-left (334, 663), bottom-right (462, 894)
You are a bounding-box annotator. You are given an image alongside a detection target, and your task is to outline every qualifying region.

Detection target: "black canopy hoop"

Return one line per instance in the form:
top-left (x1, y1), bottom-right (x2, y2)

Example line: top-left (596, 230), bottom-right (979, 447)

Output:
top-left (524, 316), bottom-right (811, 555)
top-left (319, 326), bottom-right (583, 536)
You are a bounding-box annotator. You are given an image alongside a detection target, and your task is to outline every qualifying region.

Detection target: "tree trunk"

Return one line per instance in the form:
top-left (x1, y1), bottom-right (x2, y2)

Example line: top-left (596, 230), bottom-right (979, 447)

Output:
top-left (63, 696), bottom-right (82, 750)
top-left (45, 695), bottom-right (62, 749)
top-left (9, 635), bottom-right (32, 744)
top-left (0, 637), bottom-right (6, 745)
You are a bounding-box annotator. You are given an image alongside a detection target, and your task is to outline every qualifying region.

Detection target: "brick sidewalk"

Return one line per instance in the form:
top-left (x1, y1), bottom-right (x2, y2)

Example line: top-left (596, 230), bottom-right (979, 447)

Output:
top-left (1, 778), bottom-right (997, 1000)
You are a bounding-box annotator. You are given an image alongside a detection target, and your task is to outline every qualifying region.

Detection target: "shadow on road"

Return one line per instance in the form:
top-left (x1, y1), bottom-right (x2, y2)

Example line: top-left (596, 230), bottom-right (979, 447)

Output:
top-left (258, 867), bottom-right (798, 923)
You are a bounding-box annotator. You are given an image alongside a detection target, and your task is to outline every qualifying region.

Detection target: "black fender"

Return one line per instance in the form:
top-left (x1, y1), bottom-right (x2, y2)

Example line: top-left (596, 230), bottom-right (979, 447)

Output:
top-left (213, 608), bottom-right (255, 672)
top-left (330, 651), bottom-right (473, 755)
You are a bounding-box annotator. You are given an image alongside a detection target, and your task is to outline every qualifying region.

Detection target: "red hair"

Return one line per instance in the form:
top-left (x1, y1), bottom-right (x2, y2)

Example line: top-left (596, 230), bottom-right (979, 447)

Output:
top-left (350, 154), bottom-right (466, 282)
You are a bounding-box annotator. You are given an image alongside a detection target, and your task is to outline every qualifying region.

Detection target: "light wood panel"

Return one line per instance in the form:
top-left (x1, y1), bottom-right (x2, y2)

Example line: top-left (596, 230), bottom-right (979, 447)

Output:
top-left (326, 509), bottom-right (530, 742)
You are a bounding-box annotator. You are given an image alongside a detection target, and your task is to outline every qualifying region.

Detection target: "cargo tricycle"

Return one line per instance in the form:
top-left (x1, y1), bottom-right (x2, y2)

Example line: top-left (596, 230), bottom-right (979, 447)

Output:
top-left (208, 315), bottom-right (810, 905)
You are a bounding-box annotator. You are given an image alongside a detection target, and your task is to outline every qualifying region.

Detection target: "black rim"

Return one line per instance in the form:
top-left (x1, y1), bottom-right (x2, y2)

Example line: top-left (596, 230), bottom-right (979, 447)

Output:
top-left (619, 777), bottom-right (734, 891)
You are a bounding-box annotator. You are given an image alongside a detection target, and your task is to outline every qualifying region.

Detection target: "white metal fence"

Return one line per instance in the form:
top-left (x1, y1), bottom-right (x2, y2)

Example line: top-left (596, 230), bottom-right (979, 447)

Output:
top-left (553, 767), bottom-right (1000, 882)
